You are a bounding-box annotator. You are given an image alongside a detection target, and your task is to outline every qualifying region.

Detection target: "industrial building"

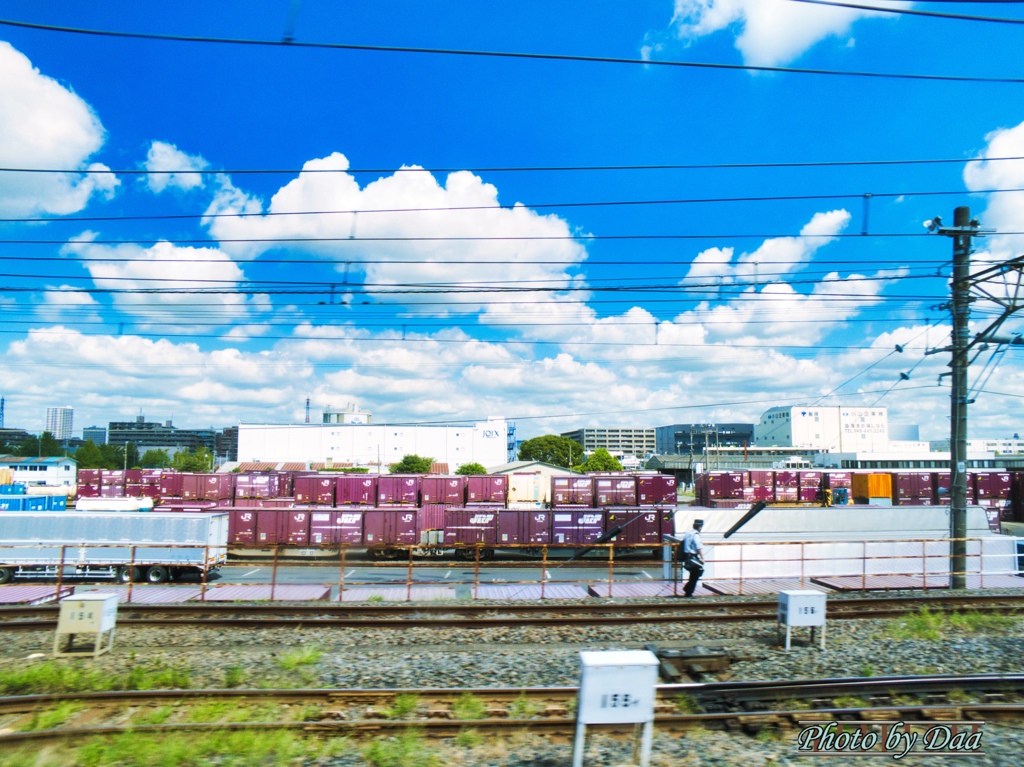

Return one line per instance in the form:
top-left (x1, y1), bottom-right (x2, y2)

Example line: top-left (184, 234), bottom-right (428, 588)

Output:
top-left (107, 416), bottom-right (218, 454)
top-left (753, 406), bottom-right (890, 452)
top-left (654, 423), bottom-right (755, 456)
top-left (237, 417), bottom-right (512, 471)
top-left (559, 428), bottom-right (655, 461)
top-left (82, 426), bottom-right (107, 445)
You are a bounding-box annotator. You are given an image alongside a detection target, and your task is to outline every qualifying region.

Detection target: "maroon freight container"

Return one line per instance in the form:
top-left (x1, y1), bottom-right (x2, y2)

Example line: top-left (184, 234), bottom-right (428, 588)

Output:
top-left (124, 469), bottom-right (143, 484)
top-left (159, 473), bottom-right (184, 497)
top-left (748, 470), bottom-right (773, 487)
top-left (443, 507), bottom-right (499, 546)
top-left (101, 469), bottom-right (125, 484)
top-left (309, 509), bottom-right (364, 546)
top-left (605, 508), bottom-right (670, 546)
top-left (550, 510), bottom-right (604, 545)
top-left (140, 469), bottom-right (163, 484)
top-left (551, 476), bottom-right (595, 507)
top-left (125, 485), bottom-right (143, 497)
top-left (78, 468), bottom-right (102, 483)
top-left (377, 475), bottom-right (421, 506)
top-left (798, 487), bottom-right (819, 502)
top-left (750, 485), bottom-right (774, 502)
top-left (636, 474), bottom-right (677, 506)
top-left (467, 475), bottom-right (508, 504)
top-left (180, 473), bottom-right (204, 500)
top-left (99, 485), bottom-right (124, 498)
top-left (798, 471), bottom-right (822, 492)
top-left (335, 475), bottom-right (377, 506)
top-left (255, 510), bottom-right (288, 545)
top-left (77, 484), bottom-right (100, 498)
top-left (497, 509), bottom-right (551, 546)
top-left (235, 474), bottom-right (273, 499)
top-left (418, 503), bottom-right (447, 531)
top-left (363, 508), bottom-right (419, 547)
top-left (991, 472), bottom-right (1012, 500)
top-left (825, 472), bottom-right (852, 489)
top-left (294, 475), bottom-right (336, 505)
top-left (285, 510), bottom-right (310, 546)
top-left (775, 487), bottom-right (799, 502)
top-left (421, 476), bottom-right (467, 505)
top-left (933, 472), bottom-right (951, 503)
top-left (159, 500), bottom-right (217, 512)
top-left (229, 509), bottom-right (257, 546)
top-left (594, 477), bottom-right (637, 507)
top-left (201, 474), bottom-right (235, 502)
top-left (775, 471), bottom-right (798, 489)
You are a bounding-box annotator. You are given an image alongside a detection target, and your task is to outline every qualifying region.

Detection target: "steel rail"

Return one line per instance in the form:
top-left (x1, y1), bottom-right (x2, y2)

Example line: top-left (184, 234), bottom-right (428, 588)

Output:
top-left (0, 705), bottom-right (1019, 746)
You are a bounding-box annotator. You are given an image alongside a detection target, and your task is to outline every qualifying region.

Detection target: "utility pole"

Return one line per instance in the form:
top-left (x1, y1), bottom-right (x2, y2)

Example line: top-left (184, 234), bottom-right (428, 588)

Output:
top-left (932, 207), bottom-right (981, 590)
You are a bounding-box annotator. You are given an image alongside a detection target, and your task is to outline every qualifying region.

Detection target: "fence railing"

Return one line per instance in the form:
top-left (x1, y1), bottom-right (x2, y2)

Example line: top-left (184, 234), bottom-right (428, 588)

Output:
top-left (0, 537), bottom-right (1020, 603)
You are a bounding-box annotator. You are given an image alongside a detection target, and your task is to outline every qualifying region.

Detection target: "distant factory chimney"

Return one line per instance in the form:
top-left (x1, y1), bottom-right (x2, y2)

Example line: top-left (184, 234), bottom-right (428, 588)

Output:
top-left (305, 397), bottom-right (310, 424)
top-left (0, 396), bottom-right (4, 428)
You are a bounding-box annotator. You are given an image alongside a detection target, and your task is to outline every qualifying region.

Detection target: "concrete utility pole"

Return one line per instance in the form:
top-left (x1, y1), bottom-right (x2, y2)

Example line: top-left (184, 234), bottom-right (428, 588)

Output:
top-left (932, 207), bottom-right (981, 590)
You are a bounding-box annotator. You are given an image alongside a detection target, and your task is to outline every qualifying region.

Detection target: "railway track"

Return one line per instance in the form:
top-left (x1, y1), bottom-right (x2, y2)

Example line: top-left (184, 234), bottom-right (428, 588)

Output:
top-left (0, 675), bottom-right (1020, 746)
top-left (2, 592), bottom-right (1023, 631)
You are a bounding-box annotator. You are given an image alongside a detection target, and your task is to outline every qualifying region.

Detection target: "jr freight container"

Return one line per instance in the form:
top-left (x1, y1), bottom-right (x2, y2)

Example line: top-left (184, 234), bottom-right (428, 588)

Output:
top-left (550, 510), bottom-right (603, 545)
top-left (851, 473), bottom-right (893, 505)
top-left (467, 475), bottom-right (508, 505)
top-left (594, 476), bottom-right (637, 507)
top-left (377, 475), bottom-right (421, 506)
top-left (363, 508), bottom-right (418, 554)
top-left (335, 475), bottom-right (377, 506)
top-left (308, 509), bottom-right (364, 546)
top-left (0, 511), bottom-right (227, 584)
top-left (443, 507), bottom-right (499, 550)
top-left (551, 477), bottom-right (595, 507)
top-left (294, 475), bottom-right (336, 505)
top-left (605, 508), bottom-right (672, 547)
top-left (421, 476), bottom-right (466, 505)
top-left (636, 475), bottom-right (677, 506)
top-left (497, 509), bottom-right (551, 546)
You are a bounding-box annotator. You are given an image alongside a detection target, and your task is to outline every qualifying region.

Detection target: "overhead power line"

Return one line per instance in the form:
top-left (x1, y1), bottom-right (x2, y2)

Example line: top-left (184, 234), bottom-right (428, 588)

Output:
top-left (2, 157), bottom-right (1024, 178)
top-left (1, 17), bottom-right (1023, 84)
top-left (788, 0), bottom-right (1024, 24)
top-left (3, 185), bottom-right (1024, 225)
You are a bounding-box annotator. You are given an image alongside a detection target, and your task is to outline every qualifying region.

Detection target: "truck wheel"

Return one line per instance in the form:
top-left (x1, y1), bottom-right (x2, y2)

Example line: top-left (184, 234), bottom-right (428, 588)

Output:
top-left (116, 566), bottom-right (137, 583)
top-left (0, 567), bottom-right (12, 585)
top-left (145, 566), bottom-right (169, 584)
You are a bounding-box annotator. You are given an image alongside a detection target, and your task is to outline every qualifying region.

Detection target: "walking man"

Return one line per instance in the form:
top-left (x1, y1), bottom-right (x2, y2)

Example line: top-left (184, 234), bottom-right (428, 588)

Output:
top-left (681, 519), bottom-right (705, 597)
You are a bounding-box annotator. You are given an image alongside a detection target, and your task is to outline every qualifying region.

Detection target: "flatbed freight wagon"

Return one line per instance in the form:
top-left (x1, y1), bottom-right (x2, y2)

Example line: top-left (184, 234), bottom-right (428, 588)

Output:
top-left (0, 511), bottom-right (227, 584)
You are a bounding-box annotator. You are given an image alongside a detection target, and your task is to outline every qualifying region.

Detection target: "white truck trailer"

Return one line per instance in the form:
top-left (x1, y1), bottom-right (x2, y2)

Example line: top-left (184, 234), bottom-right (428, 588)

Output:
top-left (0, 511), bottom-right (227, 584)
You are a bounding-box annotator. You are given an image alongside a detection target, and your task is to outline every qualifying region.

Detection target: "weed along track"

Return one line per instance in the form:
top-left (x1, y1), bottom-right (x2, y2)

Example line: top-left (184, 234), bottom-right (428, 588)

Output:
top-left (1, 595), bottom-right (1023, 764)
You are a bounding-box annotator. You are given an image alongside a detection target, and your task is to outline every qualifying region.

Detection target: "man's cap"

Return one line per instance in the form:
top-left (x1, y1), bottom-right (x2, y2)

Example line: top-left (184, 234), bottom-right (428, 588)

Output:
top-left (693, 519), bottom-right (704, 528)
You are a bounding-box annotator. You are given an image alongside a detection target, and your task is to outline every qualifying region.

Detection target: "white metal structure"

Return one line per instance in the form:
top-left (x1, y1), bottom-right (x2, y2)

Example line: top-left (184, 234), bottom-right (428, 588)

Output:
top-left (237, 418), bottom-right (509, 470)
top-left (754, 406), bottom-right (889, 452)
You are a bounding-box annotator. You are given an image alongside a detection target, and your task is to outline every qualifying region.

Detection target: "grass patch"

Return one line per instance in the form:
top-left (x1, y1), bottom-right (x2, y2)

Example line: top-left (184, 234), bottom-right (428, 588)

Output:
top-left (509, 692), bottom-right (544, 719)
top-left (755, 728), bottom-right (781, 743)
top-left (76, 729), bottom-right (309, 767)
top-left (674, 693), bottom-right (702, 714)
top-left (277, 646), bottom-right (322, 671)
top-left (362, 729), bottom-right (441, 767)
top-left (21, 701), bottom-right (83, 732)
top-left (947, 688), bottom-right (974, 704)
top-left (833, 696), bottom-right (868, 709)
top-left (775, 697), bottom-right (811, 711)
top-left (860, 663), bottom-right (876, 677)
top-left (184, 701), bottom-right (279, 724)
top-left (223, 665), bottom-right (246, 688)
top-left (383, 693), bottom-right (420, 720)
top-left (367, 595), bottom-right (385, 603)
top-left (455, 728), bottom-right (484, 748)
top-left (134, 706), bottom-right (174, 725)
top-left (887, 607), bottom-right (1017, 642)
top-left (451, 692), bottom-right (487, 720)
top-left (0, 660), bottom-right (190, 696)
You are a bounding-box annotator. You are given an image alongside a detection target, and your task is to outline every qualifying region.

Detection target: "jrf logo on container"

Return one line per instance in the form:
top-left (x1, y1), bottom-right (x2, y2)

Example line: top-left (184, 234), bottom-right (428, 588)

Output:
top-left (796, 720), bottom-right (984, 759)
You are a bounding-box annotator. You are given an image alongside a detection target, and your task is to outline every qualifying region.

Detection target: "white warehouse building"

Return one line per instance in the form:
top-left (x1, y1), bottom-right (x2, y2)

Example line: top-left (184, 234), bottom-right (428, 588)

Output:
top-left (237, 418), bottom-right (511, 471)
top-left (754, 406), bottom-right (890, 452)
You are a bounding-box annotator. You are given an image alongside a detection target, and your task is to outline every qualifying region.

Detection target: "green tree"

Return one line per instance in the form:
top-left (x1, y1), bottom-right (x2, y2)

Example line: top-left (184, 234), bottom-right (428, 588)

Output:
top-left (139, 449), bottom-right (171, 468)
top-left (172, 447), bottom-right (215, 472)
top-left (581, 448), bottom-right (623, 473)
top-left (16, 431), bottom-right (64, 458)
top-left (389, 454), bottom-right (434, 473)
top-left (99, 443), bottom-right (123, 470)
top-left (455, 462), bottom-right (488, 475)
top-left (517, 435), bottom-right (583, 469)
top-left (72, 440), bottom-right (105, 469)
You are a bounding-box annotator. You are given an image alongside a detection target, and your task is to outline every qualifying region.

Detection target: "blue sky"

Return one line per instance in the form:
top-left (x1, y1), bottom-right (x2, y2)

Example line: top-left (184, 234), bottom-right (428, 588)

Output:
top-left (2, 1), bottom-right (1024, 442)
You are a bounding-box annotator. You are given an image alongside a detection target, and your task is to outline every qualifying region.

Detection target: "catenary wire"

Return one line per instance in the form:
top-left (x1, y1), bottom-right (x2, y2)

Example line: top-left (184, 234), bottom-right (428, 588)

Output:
top-left (0, 17), bottom-right (1023, 84)
top-left (2, 156), bottom-right (1023, 178)
top-left (788, 0), bottom-right (1024, 24)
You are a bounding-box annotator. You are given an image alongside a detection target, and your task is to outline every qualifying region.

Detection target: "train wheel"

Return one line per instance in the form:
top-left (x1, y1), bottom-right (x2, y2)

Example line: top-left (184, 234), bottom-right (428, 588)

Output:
top-left (146, 566), bottom-right (169, 584)
top-left (0, 567), bottom-right (12, 585)
top-left (116, 566), bottom-right (136, 583)
top-left (482, 549), bottom-right (495, 561)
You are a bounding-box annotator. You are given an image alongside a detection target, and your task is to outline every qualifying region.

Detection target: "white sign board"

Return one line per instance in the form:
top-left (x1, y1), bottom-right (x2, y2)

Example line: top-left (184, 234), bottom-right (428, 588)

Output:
top-left (577, 650), bottom-right (658, 725)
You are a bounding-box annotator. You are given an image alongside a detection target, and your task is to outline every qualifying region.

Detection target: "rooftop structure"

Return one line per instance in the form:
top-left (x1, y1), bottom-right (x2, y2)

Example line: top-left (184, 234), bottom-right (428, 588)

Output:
top-left (560, 428), bottom-right (655, 460)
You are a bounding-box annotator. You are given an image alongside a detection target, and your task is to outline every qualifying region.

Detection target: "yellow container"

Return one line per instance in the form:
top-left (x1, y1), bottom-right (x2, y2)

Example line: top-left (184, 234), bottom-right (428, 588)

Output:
top-left (851, 473), bottom-right (892, 501)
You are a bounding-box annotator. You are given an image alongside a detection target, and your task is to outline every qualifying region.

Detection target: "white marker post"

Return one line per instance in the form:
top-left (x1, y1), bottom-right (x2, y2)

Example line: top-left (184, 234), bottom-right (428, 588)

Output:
top-left (573, 650), bottom-right (659, 767)
top-left (777, 590), bottom-right (827, 650)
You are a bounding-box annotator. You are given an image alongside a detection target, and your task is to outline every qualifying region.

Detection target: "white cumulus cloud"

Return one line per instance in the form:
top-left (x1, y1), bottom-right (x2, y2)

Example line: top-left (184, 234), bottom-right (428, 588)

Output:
top-left (649, 0), bottom-right (907, 67)
top-left (144, 140), bottom-right (209, 193)
top-left (0, 41), bottom-right (118, 216)
top-left (203, 152), bottom-right (589, 313)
